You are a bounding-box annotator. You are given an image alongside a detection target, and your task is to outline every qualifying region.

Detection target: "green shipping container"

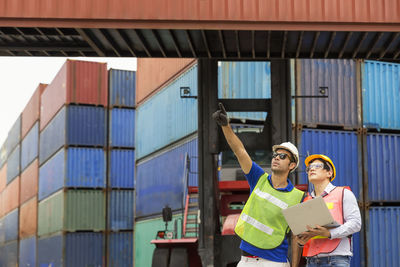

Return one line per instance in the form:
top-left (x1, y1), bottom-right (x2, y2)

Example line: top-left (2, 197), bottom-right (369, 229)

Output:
top-left (134, 215), bottom-right (183, 267)
top-left (38, 189), bottom-right (106, 236)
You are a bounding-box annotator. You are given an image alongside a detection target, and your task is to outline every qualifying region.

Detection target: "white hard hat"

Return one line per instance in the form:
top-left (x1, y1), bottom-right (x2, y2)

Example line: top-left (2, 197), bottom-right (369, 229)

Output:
top-left (272, 142), bottom-right (299, 172)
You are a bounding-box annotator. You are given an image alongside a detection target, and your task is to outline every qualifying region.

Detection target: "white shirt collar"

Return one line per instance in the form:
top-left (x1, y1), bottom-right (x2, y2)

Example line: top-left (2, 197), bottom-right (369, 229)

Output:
top-left (310, 182), bottom-right (335, 197)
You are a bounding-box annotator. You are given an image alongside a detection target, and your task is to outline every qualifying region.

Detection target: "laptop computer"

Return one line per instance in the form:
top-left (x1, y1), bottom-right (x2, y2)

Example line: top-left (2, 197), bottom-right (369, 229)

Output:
top-left (281, 196), bottom-right (340, 235)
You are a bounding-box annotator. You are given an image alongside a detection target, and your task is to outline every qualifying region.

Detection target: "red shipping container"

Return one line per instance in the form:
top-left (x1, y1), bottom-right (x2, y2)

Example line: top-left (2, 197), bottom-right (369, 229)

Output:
top-left (20, 196), bottom-right (37, 238)
top-left (136, 58), bottom-right (195, 105)
top-left (21, 83), bottom-right (47, 138)
top-left (20, 159), bottom-right (38, 205)
top-left (0, 163), bottom-right (6, 193)
top-left (3, 177), bottom-right (20, 214)
top-left (40, 60), bottom-right (108, 131)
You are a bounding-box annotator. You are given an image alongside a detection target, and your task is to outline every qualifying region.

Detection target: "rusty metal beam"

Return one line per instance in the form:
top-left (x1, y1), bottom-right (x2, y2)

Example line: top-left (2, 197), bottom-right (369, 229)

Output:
top-left (76, 28), bottom-right (105, 56)
top-left (324, 31), bottom-right (336, 58)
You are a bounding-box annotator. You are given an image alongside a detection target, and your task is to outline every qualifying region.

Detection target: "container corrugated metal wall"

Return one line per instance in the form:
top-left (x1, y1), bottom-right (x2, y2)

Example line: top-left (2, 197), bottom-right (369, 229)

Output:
top-left (37, 233), bottom-right (63, 266)
top-left (109, 149), bottom-right (135, 188)
top-left (0, 143), bottom-right (7, 169)
top-left (366, 133), bottom-right (400, 202)
top-left (1, 241), bottom-right (18, 267)
top-left (40, 60), bottom-right (108, 131)
top-left (19, 236), bottom-right (36, 267)
top-left (38, 232), bottom-right (104, 267)
top-left (136, 136), bottom-right (198, 217)
top-left (363, 60), bottom-right (400, 130)
top-left (367, 207), bottom-right (400, 267)
top-left (6, 115), bottom-right (21, 154)
top-left (3, 177), bottom-right (19, 215)
top-left (39, 105), bottom-right (106, 165)
top-left (109, 69), bottom-right (136, 108)
top-left (20, 159), bottom-right (38, 204)
top-left (296, 59), bottom-right (359, 128)
top-left (109, 108), bottom-right (135, 148)
top-left (39, 147), bottom-right (106, 201)
top-left (0, 163), bottom-right (6, 193)
top-left (108, 190), bottom-right (134, 231)
top-left (108, 232), bottom-right (133, 267)
top-left (0, 218), bottom-right (4, 243)
top-left (22, 83), bottom-right (46, 139)
top-left (6, 145), bottom-right (20, 183)
top-left (136, 58), bottom-right (195, 105)
top-left (298, 129), bottom-right (361, 199)
top-left (21, 121), bottom-right (39, 171)
top-left (136, 66), bottom-right (198, 159)
top-left (218, 61), bottom-right (270, 121)
top-left (20, 197), bottom-right (37, 239)
top-left (4, 208), bottom-right (18, 242)
top-left (38, 190), bottom-right (106, 236)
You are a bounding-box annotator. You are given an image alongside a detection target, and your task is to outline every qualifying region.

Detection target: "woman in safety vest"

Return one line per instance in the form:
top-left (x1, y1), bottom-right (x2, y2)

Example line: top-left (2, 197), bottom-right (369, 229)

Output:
top-left (294, 155), bottom-right (361, 267)
top-left (213, 103), bottom-right (305, 267)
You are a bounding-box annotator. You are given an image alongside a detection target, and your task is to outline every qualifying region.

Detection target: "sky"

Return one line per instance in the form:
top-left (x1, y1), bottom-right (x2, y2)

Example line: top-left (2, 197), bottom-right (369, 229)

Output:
top-left (0, 57), bottom-right (137, 147)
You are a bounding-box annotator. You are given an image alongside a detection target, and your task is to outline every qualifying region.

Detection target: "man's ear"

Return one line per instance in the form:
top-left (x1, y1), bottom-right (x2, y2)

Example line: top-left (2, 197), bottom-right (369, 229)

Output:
top-left (289, 162), bottom-right (296, 172)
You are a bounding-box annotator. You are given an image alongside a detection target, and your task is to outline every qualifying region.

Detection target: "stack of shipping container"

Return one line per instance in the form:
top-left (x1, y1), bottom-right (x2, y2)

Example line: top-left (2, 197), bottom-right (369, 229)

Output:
top-left (134, 59), bottom-right (399, 267)
top-left (37, 60), bottom-right (108, 266)
top-left (107, 69), bottom-right (136, 267)
top-left (134, 59), bottom-right (272, 267)
top-left (294, 59), bottom-right (400, 267)
top-left (0, 60), bottom-right (136, 266)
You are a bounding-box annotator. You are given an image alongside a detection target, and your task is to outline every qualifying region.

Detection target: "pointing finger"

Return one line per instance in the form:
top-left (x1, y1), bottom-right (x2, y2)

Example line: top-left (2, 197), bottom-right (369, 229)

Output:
top-left (218, 102), bottom-right (227, 114)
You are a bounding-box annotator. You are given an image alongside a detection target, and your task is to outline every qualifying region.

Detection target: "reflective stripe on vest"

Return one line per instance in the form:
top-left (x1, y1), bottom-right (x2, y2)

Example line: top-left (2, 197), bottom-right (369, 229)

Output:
top-left (302, 186), bottom-right (349, 257)
top-left (235, 173), bottom-right (304, 249)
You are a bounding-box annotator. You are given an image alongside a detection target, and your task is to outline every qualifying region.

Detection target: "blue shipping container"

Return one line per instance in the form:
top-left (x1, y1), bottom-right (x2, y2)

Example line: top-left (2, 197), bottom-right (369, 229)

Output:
top-left (109, 108), bottom-right (135, 148)
top-left (4, 209), bottom-right (18, 242)
top-left (6, 115), bottom-right (21, 154)
top-left (366, 133), bottom-right (400, 202)
top-left (298, 129), bottom-right (361, 199)
top-left (136, 136), bottom-right (198, 217)
top-left (38, 232), bottom-right (104, 267)
top-left (363, 60), bottom-right (400, 130)
top-left (136, 66), bottom-right (198, 159)
top-left (108, 190), bottom-right (134, 231)
top-left (0, 218), bottom-right (4, 243)
top-left (109, 149), bottom-right (135, 188)
top-left (6, 145), bottom-right (20, 183)
top-left (39, 147), bottom-right (106, 201)
top-left (297, 59), bottom-right (359, 128)
top-left (108, 232), bottom-right (133, 267)
top-left (39, 105), bottom-right (106, 165)
top-left (21, 121), bottom-right (39, 171)
top-left (109, 69), bottom-right (136, 108)
top-left (0, 241), bottom-right (18, 267)
top-left (218, 62), bottom-right (271, 121)
top-left (20, 236), bottom-right (36, 267)
top-left (367, 207), bottom-right (400, 267)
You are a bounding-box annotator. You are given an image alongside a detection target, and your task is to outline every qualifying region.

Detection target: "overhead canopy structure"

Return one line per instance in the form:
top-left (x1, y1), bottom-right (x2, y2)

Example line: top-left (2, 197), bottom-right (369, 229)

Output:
top-left (1, 0), bottom-right (400, 59)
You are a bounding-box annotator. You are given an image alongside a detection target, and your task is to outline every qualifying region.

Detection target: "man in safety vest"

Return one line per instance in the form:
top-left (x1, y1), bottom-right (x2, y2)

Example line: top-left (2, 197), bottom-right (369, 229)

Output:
top-left (213, 103), bottom-right (305, 267)
top-left (293, 154), bottom-right (361, 267)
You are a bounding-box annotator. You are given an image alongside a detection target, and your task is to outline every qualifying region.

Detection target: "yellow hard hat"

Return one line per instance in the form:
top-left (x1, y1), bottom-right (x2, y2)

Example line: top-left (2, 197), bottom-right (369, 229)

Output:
top-left (304, 154), bottom-right (336, 181)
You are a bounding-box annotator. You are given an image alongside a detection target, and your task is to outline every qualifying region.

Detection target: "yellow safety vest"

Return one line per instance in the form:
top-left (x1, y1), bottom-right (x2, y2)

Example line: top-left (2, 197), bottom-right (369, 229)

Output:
top-left (235, 173), bottom-right (304, 249)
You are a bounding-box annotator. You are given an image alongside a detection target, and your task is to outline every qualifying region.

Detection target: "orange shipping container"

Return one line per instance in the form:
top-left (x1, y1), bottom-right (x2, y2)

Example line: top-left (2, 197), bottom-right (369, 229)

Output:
top-left (136, 58), bottom-right (195, 105)
top-left (20, 159), bottom-right (38, 204)
top-left (21, 83), bottom-right (47, 139)
top-left (20, 197), bottom-right (37, 238)
top-left (3, 177), bottom-right (20, 214)
top-left (0, 163), bottom-right (6, 193)
top-left (40, 60), bottom-right (108, 131)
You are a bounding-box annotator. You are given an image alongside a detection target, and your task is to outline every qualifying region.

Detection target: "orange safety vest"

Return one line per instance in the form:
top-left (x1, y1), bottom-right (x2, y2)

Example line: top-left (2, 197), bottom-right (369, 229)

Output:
top-left (302, 186), bottom-right (350, 257)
